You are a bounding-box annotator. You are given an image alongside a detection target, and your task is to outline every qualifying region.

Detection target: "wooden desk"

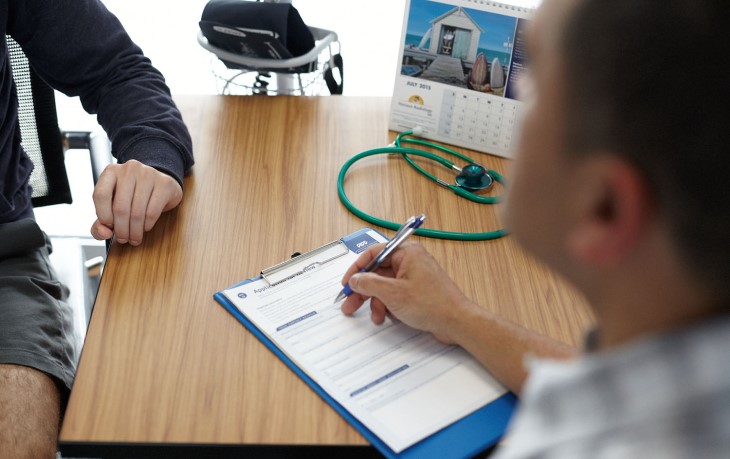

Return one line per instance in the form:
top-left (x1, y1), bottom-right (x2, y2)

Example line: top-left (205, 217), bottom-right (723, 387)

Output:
top-left (59, 96), bottom-right (593, 457)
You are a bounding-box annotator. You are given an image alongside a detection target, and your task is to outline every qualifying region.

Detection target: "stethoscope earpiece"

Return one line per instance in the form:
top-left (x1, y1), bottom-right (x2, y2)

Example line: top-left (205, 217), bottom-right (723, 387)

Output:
top-left (455, 164), bottom-right (493, 191)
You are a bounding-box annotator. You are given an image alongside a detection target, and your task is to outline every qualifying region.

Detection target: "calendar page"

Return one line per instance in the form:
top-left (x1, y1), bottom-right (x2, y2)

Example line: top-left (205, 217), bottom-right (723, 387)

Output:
top-left (389, 0), bottom-right (539, 158)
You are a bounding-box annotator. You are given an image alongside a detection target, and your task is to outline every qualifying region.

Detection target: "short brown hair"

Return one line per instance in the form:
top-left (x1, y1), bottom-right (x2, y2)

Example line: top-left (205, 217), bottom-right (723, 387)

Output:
top-left (561, 0), bottom-right (730, 301)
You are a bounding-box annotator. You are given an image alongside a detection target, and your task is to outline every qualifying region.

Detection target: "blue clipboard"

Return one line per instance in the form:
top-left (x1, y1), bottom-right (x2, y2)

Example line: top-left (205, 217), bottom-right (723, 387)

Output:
top-left (213, 228), bottom-right (517, 458)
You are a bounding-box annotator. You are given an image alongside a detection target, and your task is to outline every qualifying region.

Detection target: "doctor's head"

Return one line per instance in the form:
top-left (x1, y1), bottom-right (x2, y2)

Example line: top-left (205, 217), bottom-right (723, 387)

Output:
top-left (504, 0), bottom-right (730, 312)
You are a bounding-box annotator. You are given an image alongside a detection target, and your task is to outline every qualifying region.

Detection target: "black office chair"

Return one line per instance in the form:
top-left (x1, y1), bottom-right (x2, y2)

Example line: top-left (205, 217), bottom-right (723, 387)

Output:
top-left (7, 36), bottom-right (73, 207)
top-left (7, 35), bottom-right (111, 206)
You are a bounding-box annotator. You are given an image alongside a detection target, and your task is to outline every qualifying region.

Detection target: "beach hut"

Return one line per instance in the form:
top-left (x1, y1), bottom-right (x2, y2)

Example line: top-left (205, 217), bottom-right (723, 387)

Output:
top-left (427, 7), bottom-right (483, 63)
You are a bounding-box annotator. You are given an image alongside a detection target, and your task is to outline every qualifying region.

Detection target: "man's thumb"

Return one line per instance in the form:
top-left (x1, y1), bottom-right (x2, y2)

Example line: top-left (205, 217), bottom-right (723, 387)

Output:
top-left (349, 272), bottom-right (395, 298)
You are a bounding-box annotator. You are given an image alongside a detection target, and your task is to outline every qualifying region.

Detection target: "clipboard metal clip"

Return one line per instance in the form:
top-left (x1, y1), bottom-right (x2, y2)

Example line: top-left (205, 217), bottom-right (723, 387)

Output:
top-left (261, 240), bottom-right (349, 286)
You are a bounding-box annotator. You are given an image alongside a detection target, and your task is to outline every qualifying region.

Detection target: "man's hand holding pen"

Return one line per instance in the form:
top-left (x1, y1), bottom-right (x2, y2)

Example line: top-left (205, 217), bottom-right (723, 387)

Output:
top-left (339, 241), bottom-right (477, 345)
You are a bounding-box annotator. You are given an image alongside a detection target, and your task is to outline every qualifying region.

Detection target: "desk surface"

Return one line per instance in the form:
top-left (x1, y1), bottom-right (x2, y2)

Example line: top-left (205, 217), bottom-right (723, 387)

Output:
top-left (60, 96), bottom-right (593, 454)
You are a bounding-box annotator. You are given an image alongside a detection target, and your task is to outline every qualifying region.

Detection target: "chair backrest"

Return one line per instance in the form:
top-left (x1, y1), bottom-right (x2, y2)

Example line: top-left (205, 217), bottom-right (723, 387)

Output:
top-left (6, 35), bottom-right (72, 207)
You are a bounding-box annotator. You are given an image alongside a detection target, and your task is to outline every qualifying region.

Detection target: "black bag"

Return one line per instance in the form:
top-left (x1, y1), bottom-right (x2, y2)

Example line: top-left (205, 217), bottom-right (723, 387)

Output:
top-left (200, 0), bottom-right (316, 72)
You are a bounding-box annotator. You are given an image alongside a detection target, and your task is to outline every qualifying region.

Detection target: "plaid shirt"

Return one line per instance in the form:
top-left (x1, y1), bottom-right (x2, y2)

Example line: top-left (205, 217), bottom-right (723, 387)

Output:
top-left (494, 316), bottom-right (730, 458)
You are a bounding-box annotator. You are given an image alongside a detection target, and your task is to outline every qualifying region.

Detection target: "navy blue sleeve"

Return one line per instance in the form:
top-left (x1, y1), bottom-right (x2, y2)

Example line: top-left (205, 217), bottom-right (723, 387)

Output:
top-left (6, 0), bottom-right (194, 187)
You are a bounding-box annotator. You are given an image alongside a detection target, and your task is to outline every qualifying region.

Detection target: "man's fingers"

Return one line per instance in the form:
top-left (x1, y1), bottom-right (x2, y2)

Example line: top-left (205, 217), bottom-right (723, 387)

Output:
top-left (340, 291), bottom-right (369, 316)
top-left (128, 175), bottom-right (155, 245)
top-left (347, 272), bottom-right (412, 325)
top-left (342, 244), bottom-right (383, 282)
top-left (160, 176), bottom-right (183, 212)
top-left (369, 300), bottom-right (388, 325)
top-left (111, 173), bottom-right (136, 244)
top-left (340, 294), bottom-right (389, 325)
top-left (92, 166), bottom-right (118, 229)
top-left (143, 190), bottom-right (165, 233)
top-left (144, 179), bottom-right (182, 232)
top-left (90, 219), bottom-right (113, 241)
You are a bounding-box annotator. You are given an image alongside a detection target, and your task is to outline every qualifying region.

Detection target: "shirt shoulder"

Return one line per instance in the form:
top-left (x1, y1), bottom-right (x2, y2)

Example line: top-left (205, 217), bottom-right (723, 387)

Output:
top-left (493, 317), bottom-right (730, 459)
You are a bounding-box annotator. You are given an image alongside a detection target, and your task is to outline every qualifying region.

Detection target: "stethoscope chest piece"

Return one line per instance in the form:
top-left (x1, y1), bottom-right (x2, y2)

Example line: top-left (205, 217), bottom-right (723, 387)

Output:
top-left (455, 164), bottom-right (493, 191)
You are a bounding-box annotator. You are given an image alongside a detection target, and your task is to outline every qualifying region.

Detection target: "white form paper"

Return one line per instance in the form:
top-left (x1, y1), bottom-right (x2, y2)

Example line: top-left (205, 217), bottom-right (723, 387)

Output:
top-left (223, 243), bottom-right (506, 453)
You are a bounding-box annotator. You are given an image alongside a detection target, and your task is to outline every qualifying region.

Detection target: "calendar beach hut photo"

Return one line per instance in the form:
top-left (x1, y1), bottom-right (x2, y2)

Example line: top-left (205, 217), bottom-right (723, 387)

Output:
top-left (401, 0), bottom-right (518, 97)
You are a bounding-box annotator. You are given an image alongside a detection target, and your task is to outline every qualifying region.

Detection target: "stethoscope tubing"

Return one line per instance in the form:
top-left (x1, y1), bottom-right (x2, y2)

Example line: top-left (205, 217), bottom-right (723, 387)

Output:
top-left (337, 132), bottom-right (509, 241)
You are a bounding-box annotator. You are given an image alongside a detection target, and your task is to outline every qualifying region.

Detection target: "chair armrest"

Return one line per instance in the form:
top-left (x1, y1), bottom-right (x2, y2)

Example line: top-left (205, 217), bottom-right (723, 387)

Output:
top-left (62, 131), bottom-right (113, 184)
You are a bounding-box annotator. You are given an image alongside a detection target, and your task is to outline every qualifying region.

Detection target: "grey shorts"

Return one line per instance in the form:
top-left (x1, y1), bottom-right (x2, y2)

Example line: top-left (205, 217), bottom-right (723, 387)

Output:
top-left (0, 218), bottom-right (77, 393)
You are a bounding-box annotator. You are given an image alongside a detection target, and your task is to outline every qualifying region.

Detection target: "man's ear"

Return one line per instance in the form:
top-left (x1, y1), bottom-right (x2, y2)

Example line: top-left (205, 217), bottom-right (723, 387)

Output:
top-left (567, 155), bottom-right (654, 267)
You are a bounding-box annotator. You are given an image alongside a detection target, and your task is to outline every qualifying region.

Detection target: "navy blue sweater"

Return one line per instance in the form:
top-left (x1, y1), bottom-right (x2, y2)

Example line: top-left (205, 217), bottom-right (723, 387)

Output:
top-left (1, 0), bottom-right (194, 223)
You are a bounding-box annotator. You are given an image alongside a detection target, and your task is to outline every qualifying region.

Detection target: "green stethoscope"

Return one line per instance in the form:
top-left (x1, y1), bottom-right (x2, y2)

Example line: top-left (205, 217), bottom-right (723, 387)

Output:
top-left (337, 129), bottom-right (508, 241)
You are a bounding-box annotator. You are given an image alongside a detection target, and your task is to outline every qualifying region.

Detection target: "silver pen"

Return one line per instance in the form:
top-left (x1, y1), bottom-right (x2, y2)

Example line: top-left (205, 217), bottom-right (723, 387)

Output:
top-left (334, 214), bottom-right (426, 303)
